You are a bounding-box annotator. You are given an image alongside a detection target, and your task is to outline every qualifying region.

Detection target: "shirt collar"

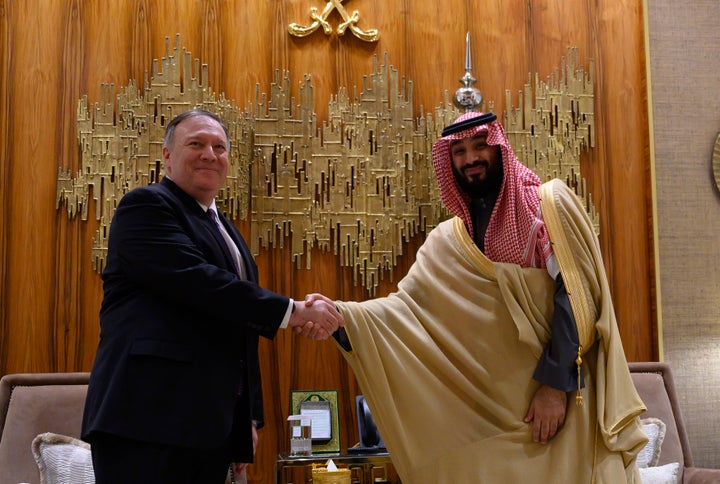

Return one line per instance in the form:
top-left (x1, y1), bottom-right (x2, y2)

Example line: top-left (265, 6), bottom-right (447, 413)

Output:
top-left (197, 199), bottom-right (218, 214)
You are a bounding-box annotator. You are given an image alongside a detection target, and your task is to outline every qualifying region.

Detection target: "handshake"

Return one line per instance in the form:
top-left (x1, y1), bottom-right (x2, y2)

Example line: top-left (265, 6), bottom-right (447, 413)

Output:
top-left (288, 293), bottom-right (344, 341)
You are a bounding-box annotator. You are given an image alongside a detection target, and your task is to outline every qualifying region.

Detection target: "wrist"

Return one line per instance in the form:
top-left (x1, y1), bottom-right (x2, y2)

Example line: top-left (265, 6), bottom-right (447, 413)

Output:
top-left (288, 300), bottom-right (301, 326)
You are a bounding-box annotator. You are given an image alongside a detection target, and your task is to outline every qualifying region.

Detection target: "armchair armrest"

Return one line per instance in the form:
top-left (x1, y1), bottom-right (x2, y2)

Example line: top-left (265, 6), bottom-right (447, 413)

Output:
top-left (683, 466), bottom-right (720, 484)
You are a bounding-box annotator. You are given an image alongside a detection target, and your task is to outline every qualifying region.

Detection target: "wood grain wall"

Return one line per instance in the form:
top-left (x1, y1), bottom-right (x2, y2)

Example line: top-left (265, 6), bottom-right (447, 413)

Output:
top-left (0, 1), bottom-right (655, 481)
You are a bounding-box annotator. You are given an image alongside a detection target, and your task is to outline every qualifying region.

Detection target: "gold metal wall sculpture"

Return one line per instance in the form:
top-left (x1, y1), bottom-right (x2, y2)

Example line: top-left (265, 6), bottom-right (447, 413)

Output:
top-left (250, 55), bottom-right (450, 292)
top-left (56, 37), bottom-right (596, 295)
top-left (289, 0), bottom-right (379, 42)
top-left (504, 47), bottom-right (598, 231)
top-left (56, 36), bottom-right (253, 271)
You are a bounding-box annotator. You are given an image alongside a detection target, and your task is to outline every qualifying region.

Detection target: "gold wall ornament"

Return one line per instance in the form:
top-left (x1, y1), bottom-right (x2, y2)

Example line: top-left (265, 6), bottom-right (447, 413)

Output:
top-left (713, 132), bottom-right (720, 193)
top-left (56, 36), bottom-right (596, 295)
top-left (249, 57), bottom-right (451, 293)
top-left (289, 0), bottom-right (379, 42)
top-left (56, 35), bottom-right (253, 272)
top-left (56, 36), bottom-right (448, 294)
top-left (504, 47), bottom-right (599, 233)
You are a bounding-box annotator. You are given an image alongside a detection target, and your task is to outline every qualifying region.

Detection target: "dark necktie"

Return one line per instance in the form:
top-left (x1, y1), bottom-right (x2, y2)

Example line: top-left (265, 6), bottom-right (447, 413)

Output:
top-left (208, 209), bottom-right (246, 279)
top-left (208, 209), bottom-right (247, 396)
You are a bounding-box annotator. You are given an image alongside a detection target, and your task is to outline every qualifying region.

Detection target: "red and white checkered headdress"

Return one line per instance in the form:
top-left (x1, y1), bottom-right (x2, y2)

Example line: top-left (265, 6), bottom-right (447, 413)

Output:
top-left (432, 112), bottom-right (552, 268)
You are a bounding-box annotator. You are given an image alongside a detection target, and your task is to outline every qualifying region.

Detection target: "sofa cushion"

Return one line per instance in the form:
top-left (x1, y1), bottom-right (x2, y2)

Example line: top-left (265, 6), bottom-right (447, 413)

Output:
top-left (31, 432), bottom-right (95, 484)
top-left (638, 461), bottom-right (679, 484)
top-left (638, 417), bottom-right (666, 468)
top-left (630, 371), bottom-right (685, 467)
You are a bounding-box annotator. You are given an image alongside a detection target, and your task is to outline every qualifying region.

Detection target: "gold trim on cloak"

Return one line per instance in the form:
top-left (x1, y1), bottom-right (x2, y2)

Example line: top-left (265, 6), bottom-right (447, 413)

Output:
top-left (452, 216), bottom-right (496, 280)
top-left (539, 181), bottom-right (597, 354)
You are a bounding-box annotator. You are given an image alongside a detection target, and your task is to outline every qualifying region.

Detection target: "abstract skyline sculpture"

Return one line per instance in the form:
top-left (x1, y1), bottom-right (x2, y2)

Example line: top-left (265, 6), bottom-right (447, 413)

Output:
top-left (504, 48), bottom-right (598, 232)
top-left (56, 35), bottom-right (596, 295)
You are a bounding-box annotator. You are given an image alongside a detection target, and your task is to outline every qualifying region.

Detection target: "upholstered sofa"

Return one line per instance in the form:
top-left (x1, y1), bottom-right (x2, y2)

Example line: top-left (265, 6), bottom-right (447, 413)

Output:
top-left (2, 365), bottom-right (719, 483)
top-left (629, 362), bottom-right (720, 483)
top-left (0, 372), bottom-right (247, 484)
top-left (0, 372), bottom-right (90, 484)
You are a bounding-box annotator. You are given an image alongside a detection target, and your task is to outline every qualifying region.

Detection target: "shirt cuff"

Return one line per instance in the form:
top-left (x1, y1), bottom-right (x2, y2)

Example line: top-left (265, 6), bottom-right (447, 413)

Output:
top-left (280, 298), bottom-right (294, 329)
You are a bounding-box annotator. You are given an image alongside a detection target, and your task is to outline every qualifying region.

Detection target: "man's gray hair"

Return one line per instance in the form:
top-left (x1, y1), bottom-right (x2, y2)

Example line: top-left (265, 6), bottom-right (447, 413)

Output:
top-left (163, 109), bottom-right (230, 147)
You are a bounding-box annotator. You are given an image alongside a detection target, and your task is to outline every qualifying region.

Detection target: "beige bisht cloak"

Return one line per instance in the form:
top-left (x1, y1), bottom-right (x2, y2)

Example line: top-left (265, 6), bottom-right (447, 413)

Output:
top-left (335, 179), bottom-right (648, 483)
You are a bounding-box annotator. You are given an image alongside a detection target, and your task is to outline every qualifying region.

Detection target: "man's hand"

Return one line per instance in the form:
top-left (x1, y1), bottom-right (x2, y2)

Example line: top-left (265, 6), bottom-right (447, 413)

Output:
top-left (303, 293), bottom-right (336, 307)
top-left (288, 294), bottom-right (343, 340)
top-left (523, 384), bottom-right (568, 444)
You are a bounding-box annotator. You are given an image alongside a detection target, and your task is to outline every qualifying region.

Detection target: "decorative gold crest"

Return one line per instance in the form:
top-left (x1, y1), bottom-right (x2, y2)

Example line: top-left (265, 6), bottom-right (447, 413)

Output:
top-left (289, 0), bottom-right (379, 42)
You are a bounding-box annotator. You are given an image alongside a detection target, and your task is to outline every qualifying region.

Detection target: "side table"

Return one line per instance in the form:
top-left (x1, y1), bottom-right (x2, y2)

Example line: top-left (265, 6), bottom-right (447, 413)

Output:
top-left (275, 452), bottom-right (401, 484)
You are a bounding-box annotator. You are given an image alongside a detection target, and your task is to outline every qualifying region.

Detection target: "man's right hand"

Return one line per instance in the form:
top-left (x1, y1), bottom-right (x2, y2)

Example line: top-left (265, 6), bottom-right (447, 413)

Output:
top-left (524, 384), bottom-right (568, 444)
top-left (288, 295), bottom-right (343, 340)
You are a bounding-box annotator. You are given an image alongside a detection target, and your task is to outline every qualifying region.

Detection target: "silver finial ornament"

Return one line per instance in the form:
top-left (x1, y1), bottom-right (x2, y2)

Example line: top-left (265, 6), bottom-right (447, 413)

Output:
top-left (453, 32), bottom-right (483, 112)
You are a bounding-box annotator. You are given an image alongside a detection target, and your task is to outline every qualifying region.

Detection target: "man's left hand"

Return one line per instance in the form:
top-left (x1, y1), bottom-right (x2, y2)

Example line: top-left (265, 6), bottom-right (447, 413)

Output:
top-left (523, 384), bottom-right (568, 444)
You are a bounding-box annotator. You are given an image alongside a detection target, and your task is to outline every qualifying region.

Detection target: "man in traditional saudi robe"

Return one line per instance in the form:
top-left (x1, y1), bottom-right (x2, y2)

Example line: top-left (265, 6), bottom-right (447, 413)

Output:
top-left (325, 111), bottom-right (649, 483)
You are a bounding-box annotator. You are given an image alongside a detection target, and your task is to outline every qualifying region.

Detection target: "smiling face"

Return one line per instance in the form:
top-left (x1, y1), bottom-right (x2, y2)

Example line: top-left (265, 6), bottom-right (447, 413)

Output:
top-left (450, 132), bottom-right (503, 197)
top-left (162, 114), bottom-right (229, 206)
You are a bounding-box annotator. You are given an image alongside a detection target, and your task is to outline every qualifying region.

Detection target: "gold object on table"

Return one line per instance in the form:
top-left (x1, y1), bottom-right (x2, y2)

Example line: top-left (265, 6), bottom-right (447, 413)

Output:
top-left (311, 462), bottom-right (351, 484)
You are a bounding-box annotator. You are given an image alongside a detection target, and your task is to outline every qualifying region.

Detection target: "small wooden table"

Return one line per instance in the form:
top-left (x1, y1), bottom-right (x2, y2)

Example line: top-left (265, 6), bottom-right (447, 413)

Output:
top-left (275, 452), bottom-right (400, 484)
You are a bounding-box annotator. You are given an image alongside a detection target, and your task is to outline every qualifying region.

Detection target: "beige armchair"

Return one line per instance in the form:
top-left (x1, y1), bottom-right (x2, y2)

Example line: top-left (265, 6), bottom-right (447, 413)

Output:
top-left (0, 372), bottom-right (90, 484)
top-left (0, 372), bottom-right (243, 484)
top-left (629, 362), bottom-right (720, 483)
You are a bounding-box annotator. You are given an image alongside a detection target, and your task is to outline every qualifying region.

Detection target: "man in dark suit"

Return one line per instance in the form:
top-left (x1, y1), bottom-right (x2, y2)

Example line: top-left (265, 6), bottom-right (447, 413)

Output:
top-left (81, 109), bottom-right (343, 483)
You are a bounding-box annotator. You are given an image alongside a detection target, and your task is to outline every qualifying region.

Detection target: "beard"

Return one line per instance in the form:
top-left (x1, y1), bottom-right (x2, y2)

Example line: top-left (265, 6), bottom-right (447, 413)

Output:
top-left (453, 157), bottom-right (504, 199)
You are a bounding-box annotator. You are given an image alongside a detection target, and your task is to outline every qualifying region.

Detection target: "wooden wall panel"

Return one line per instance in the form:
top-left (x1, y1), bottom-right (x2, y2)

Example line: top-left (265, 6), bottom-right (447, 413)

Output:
top-left (6, 0), bottom-right (67, 373)
top-left (0, 0), bottom-right (13, 372)
top-left (590, 0), bottom-right (656, 359)
top-left (0, 1), bottom-right (655, 481)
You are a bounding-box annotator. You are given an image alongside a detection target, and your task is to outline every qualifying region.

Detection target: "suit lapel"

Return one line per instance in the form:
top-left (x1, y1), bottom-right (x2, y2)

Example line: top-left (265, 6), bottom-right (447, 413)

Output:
top-left (159, 177), bottom-right (256, 281)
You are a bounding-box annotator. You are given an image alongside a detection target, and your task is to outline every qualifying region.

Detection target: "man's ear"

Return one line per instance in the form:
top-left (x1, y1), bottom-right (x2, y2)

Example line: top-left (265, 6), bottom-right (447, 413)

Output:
top-left (162, 146), bottom-right (171, 174)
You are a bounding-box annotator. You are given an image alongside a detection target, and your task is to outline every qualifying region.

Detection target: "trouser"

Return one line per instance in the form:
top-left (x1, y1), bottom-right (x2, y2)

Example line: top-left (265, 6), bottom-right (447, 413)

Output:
top-left (90, 431), bottom-right (233, 484)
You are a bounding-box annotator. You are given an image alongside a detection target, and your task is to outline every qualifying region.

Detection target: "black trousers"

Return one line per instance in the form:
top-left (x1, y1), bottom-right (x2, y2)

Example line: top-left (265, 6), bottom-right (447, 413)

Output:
top-left (90, 432), bottom-right (233, 484)
top-left (90, 399), bottom-right (251, 484)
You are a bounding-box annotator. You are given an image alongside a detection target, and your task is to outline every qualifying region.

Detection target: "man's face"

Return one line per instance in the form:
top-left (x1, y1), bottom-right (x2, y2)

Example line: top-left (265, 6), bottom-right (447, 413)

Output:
top-left (163, 115), bottom-right (229, 205)
top-left (450, 132), bottom-right (502, 196)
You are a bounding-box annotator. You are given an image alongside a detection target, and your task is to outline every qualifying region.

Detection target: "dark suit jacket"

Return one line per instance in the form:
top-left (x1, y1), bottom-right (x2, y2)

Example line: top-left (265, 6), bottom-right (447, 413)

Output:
top-left (82, 177), bottom-right (289, 461)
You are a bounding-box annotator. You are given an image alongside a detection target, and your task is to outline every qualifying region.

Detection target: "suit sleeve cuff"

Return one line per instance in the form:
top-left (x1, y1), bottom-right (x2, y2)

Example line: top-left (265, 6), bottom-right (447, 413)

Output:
top-left (280, 298), bottom-right (293, 329)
